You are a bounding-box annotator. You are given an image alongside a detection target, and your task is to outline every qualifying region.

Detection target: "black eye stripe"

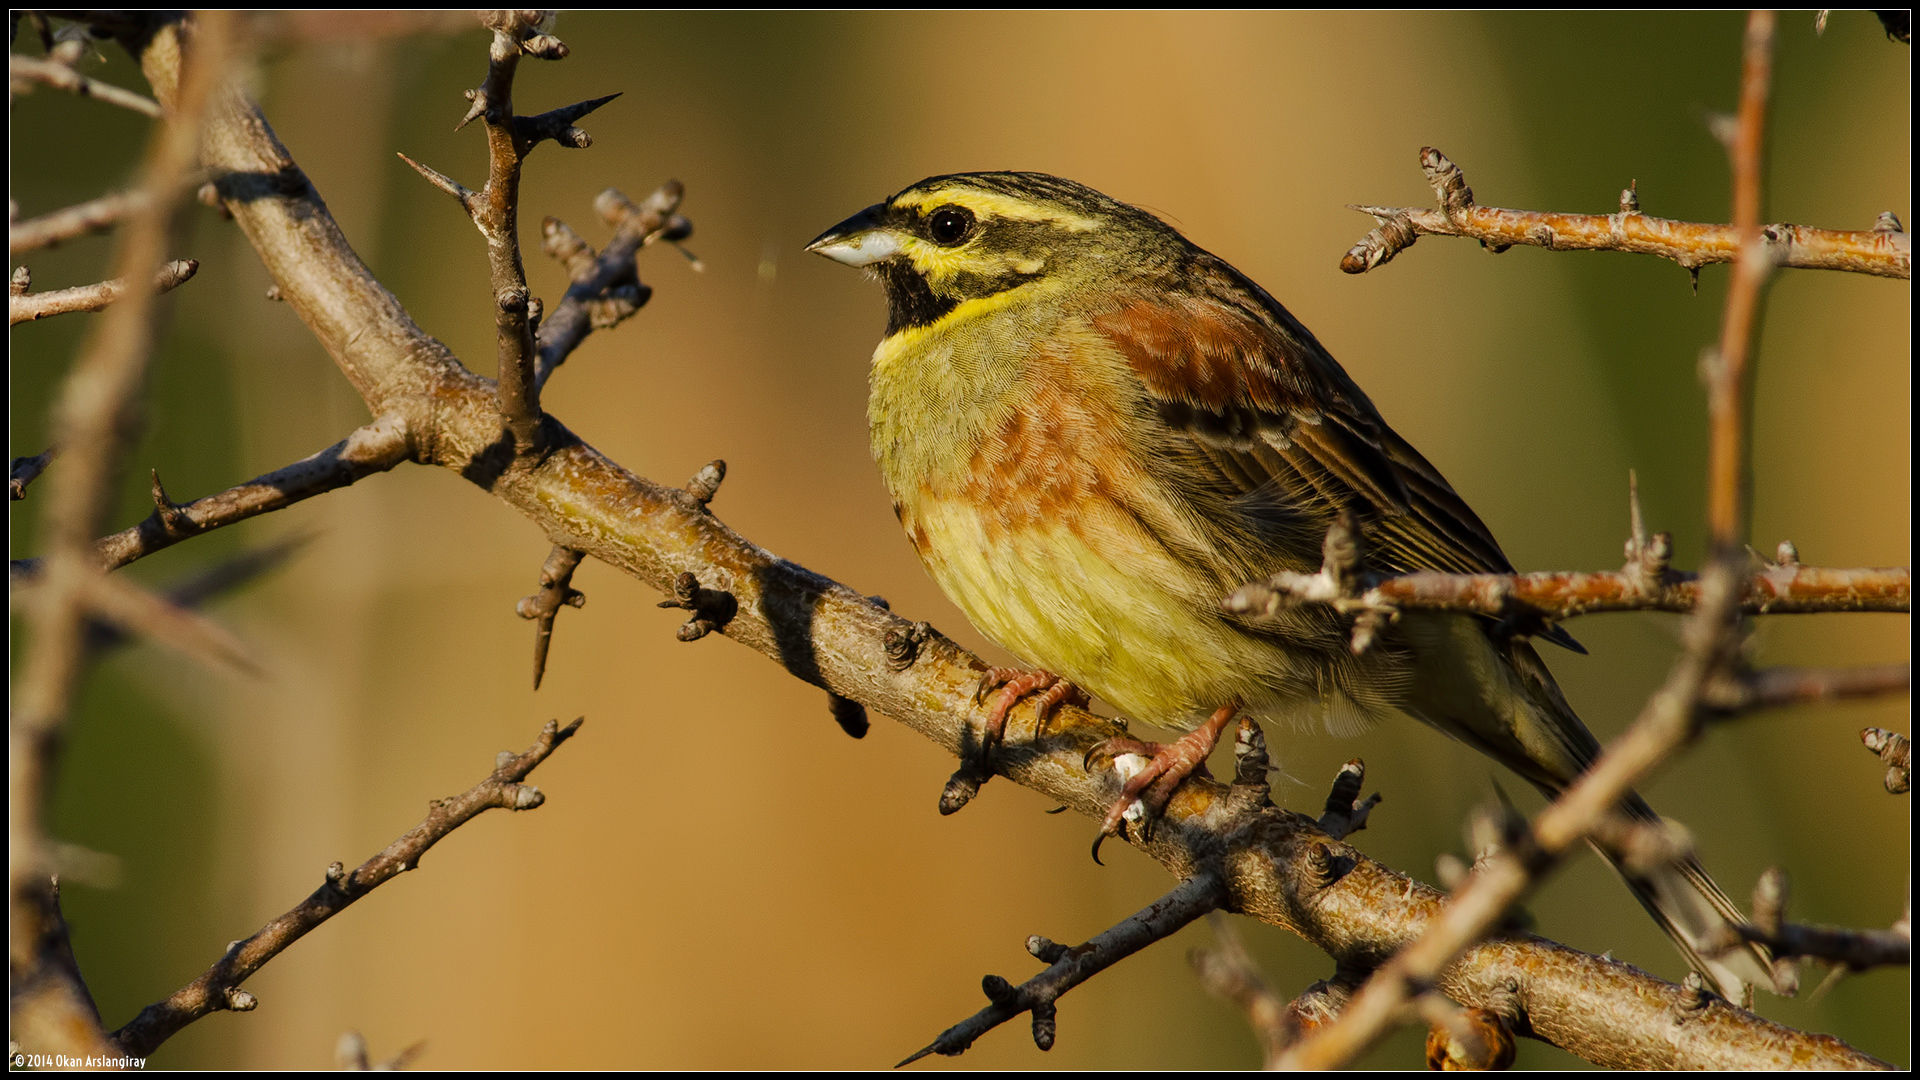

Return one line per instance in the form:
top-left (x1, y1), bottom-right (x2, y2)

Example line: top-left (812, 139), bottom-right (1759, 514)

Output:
top-left (926, 205), bottom-right (975, 246)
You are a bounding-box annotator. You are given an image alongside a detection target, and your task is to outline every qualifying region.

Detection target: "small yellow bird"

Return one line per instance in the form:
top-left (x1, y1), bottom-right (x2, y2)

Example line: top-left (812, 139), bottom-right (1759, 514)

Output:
top-left (808, 171), bottom-right (1774, 999)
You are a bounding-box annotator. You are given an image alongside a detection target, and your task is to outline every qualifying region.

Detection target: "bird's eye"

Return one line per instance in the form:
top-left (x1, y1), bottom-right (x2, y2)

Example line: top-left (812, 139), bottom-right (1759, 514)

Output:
top-left (927, 206), bottom-right (975, 245)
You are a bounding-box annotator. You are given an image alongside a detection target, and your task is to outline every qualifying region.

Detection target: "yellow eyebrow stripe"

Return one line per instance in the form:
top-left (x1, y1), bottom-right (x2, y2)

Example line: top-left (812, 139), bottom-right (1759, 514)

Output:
top-left (892, 188), bottom-right (1102, 232)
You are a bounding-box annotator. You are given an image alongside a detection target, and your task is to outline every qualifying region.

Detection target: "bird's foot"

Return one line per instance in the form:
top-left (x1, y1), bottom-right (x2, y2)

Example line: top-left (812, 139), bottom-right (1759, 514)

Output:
top-left (1084, 702), bottom-right (1240, 864)
top-left (940, 668), bottom-right (1089, 815)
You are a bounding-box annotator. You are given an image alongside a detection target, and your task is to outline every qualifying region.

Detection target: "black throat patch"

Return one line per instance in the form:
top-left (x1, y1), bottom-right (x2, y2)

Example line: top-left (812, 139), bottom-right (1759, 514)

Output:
top-left (875, 260), bottom-right (958, 336)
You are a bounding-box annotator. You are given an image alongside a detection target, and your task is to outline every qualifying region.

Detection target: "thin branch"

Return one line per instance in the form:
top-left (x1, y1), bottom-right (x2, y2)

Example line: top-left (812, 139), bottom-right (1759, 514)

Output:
top-left (1342, 147), bottom-right (1908, 280)
top-left (111, 717), bottom-right (583, 1060)
top-left (1275, 14), bottom-right (1787, 1068)
top-left (900, 871), bottom-right (1228, 1065)
top-left (1704, 664), bottom-right (1910, 716)
top-left (10, 189), bottom-right (151, 254)
top-left (150, 18), bottom-right (1893, 1070)
top-left (1226, 561), bottom-right (1909, 623)
top-left (9, 259), bottom-right (199, 324)
top-left (473, 11), bottom-right (549, 454)
top-left (1711, 868), bottom-right (1910, 974)
top-left (11, 448), bottom-right (57, 500)
top-left (533, 180), bottom-right (683, 390)
top-left (1861, 727), bottom-right (1910, 794)
top-left (516, 544), bottom-right (586, 689)
top-left (89, 414), bottom-right (411, 572)
top-left (10, 52), bottom-right (163, 117)
top-left (11, 11), bottom-right (232, 1063)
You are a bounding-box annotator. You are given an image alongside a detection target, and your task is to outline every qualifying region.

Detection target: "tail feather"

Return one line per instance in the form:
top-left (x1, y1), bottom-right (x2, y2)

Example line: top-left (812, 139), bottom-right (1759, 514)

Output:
top-left (1507, 639), bottom-right (1782, 1002)
top-left (1595, 798), bottom-right (1785, 1003)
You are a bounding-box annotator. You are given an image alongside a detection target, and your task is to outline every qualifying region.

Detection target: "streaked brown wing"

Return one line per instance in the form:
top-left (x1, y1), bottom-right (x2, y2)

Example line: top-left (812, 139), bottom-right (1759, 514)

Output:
top-left (1091, 258), bottom-right (1581, 652)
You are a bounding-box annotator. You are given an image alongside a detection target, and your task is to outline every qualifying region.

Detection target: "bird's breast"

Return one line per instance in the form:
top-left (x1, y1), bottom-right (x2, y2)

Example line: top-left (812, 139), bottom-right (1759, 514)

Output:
top-left (887, 365), bottom-right (1242, 727)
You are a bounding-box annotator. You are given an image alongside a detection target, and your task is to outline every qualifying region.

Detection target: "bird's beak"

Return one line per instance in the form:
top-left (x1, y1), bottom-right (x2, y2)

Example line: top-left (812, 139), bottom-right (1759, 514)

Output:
top-left (805, 203), bottom-right (901, 267)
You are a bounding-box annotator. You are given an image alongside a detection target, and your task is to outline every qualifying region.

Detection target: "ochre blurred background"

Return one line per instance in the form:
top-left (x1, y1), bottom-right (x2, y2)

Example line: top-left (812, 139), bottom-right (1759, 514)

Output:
top-left (10, 11), bottom-right (1908, 1069)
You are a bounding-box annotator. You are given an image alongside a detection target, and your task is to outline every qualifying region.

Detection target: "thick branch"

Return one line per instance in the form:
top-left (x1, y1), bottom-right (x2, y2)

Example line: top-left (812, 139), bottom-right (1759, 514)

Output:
top-left (9, 259), bottom-right (199, 324)
top-left (111, 717), bottom-right (583, 1059)
top-left (1343, 148), bottom-right (1908, 280)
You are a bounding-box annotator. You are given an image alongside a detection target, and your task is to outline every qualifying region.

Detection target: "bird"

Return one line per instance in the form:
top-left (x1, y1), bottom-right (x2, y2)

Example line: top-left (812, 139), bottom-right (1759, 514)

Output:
top-left (806, 170), bottom-right (1776, 1000)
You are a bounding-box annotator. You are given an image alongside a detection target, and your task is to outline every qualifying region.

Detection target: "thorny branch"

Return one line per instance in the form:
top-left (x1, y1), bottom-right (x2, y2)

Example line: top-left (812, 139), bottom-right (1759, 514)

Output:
top-left (9, 9), bottom-right (1896, 1070)
top-left (9, 258), bottom-right (199, 324)
top-left (1343, 146), bottom-right (1909, 280)
top-left (111, 718), bottom-right (584, 1059)
top-left (1275, 13), bottom-right (1864, 1069)
top-left (517, 544), bottom-right (586, 689)
top-left (88, 414), bottom-right (412, 572)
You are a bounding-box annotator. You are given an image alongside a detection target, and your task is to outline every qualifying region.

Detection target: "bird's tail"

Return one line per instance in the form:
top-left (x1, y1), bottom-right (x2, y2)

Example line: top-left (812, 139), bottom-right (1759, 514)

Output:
top-left (1506, 640), bottom-right (1783, 1003)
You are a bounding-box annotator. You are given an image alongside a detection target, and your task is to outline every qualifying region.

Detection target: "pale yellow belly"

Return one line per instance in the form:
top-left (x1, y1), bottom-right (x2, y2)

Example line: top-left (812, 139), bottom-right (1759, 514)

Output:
top-left (907, 495), bottom-right (1283, 731)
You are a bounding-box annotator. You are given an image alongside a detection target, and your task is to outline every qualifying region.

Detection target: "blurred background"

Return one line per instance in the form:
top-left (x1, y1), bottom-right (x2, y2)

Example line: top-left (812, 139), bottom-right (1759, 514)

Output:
top-left (9, 11), bottom-right (1908, 1070)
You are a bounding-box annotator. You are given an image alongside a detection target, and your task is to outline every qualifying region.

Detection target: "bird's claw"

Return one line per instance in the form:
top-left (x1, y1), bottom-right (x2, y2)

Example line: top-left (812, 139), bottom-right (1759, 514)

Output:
top-left (1084, 704), bottom-right (1241, 864)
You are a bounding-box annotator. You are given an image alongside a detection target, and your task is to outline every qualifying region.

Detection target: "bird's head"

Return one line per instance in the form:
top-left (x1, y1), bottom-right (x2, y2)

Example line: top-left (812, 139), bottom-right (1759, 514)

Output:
top-left (807, 172), bottom-right (1177, 337)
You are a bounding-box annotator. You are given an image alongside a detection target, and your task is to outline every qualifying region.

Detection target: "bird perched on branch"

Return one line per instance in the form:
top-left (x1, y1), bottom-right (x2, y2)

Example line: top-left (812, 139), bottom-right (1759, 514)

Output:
top-left (807, 171), bottom-right (1775, 1000)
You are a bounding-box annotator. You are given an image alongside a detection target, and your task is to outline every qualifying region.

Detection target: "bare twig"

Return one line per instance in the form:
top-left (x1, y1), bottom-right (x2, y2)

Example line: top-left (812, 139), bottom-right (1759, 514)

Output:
top-left (1704, 664), bottom-right (1909, 716)
top-left (1711, 868), bottom-right (1910, 975)
top-left (1861, 728), bottom-right (1910, 794)
top-left (112, 717), bottom-right (583, 1059)
top-left (9, 52), bottom-right (163, 117)
top-left (533, 180), bottom-right (683, 390)
top-left (11, 11), bottom-right (232, 1061)
top-left (9, 259), bottom-right (199, 324)
top-left (1342, 147), bottom-right (1908, 280)
top-left (10, 189), bottom-right (150, 254)
top-left (516, 544), bottom-right (586, 689)
top-left (90, 414), bottom-right (411, 572)
top-left (900, 872), bottom-right (1227, 1064)
top-left (1275, 14), bottom-right (1789, 1069)
top-left (10, 449), bottom-right (56, 500)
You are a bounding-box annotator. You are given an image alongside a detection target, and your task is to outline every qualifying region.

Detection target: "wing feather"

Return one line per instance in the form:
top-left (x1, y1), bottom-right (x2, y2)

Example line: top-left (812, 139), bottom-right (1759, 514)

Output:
top-left (1091, 257), bottom-right (1583, 653)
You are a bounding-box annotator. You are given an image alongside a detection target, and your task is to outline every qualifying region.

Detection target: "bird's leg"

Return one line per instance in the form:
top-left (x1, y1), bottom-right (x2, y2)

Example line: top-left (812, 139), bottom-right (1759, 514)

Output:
top-left (941, 668), bottom-right (1089, 815)
top-left (1086, 702), bottom-right (1240, 863)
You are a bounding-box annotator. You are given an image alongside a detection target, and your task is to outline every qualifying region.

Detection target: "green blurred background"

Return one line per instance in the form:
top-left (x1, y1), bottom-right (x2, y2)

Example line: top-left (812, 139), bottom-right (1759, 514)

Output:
top-left (9, 11), bottom-right (1908, 1069)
